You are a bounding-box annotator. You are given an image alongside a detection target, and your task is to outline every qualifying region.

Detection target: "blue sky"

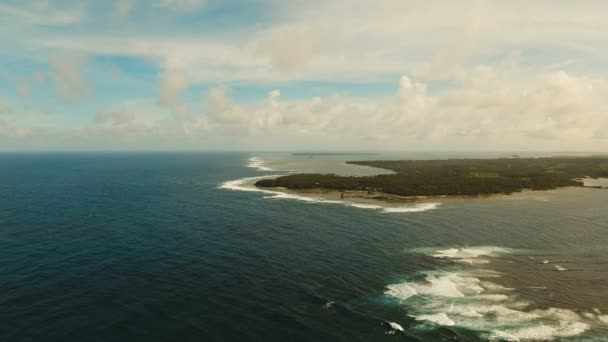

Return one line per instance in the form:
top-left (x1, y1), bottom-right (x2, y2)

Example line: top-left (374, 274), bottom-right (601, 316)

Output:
top-left (1, 0), bottom-right (608, 151)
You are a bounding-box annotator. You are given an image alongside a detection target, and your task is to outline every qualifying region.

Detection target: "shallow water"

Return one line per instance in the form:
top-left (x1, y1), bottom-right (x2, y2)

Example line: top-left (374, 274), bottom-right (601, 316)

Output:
top-left (1, 152), bottom-right (608, 341)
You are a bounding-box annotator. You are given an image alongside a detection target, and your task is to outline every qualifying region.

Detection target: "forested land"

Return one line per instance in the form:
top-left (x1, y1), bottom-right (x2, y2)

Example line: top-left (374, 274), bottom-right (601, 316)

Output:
top-left (254, 157), bottom-right (608, 197)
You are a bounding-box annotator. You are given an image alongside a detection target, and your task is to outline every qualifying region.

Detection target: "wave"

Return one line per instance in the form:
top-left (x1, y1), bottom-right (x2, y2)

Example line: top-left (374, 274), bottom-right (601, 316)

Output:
top-left (221, 156), bottom-right (442, 214)
top-left (382, 203), bottom-right (440, 213)
top-left (219, 175), bottom-right (283, 193)
top-left (246, 157), bottom-right (276, 171)
top-left (382, 246), bottom-right (602, 341)
top-left (220, 175), bottom-right (440, 214)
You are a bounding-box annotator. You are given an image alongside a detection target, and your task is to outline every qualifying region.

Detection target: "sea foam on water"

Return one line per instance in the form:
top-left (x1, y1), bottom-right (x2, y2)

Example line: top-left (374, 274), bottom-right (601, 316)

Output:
top-left (383, 246), bottom-right (598, 341)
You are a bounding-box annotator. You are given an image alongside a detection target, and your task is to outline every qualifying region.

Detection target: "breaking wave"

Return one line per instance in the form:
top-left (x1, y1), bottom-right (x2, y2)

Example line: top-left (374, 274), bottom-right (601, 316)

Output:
top-left (220, 175), bottom-right (440, 214)
top-left (220, 156), bottom-right (441, 214)
top-left (246, 157), bottom-right (276, 171)
top-left (383, 246), bottom-right (608, 341)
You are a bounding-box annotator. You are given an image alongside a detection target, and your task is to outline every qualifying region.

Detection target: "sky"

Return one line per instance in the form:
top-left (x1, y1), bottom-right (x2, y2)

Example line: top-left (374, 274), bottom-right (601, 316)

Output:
top-left (1, 0), bottom-right (608, 151)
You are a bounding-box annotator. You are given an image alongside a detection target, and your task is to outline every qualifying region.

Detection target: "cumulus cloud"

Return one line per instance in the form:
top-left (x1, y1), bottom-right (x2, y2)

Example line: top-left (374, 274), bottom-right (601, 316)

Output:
top-left (49, 53), bottom-right (90, 103)
top-left (9, 66), bottom-right (606, 150)
top-left (5, 0), bottom-right (608, 150)
top-left (193, 65), bottom-right (608, 150)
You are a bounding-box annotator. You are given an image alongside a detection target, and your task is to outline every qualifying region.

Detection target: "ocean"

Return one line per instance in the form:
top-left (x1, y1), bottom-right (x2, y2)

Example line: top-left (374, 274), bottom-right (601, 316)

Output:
top-left (1, 152), bottom-right (608, 341)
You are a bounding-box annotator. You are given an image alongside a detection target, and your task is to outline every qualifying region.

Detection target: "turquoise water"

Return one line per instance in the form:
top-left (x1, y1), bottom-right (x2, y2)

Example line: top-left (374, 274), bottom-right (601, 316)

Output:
top-left (1, 152), bottom-right (608, 341)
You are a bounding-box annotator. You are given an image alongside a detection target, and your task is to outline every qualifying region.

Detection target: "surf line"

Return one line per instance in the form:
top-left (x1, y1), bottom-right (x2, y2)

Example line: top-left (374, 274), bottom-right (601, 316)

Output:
top-left (220, 157), bottom-right (440, 214)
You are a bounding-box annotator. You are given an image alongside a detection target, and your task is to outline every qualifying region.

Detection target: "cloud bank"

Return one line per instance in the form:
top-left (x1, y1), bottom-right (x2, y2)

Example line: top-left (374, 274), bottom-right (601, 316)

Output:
top-left (1, 0), bottom-right (608, 151)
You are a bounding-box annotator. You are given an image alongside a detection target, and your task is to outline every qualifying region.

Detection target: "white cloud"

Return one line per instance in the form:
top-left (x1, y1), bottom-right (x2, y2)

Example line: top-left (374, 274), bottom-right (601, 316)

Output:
top-left (27, 0), bottom-right (608, 85)
top-left (7, 65), bottom-right (607, 150)
top-left (192, 65), bottom-right (608, 150)
top-left (4, 0), bottom-right (608, 150)
top-left (49, 52), bottom-right (90, 103)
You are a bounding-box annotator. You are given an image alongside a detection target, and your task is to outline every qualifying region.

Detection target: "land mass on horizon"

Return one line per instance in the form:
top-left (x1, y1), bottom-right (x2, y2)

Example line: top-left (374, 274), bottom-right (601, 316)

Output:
top-left (255, 157), bottom-right (608, 198)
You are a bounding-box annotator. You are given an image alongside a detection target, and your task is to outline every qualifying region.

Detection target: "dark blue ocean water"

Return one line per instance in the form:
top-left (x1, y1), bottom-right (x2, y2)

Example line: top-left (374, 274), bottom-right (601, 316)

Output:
top-left (1, 153), bottom-right (608, 341)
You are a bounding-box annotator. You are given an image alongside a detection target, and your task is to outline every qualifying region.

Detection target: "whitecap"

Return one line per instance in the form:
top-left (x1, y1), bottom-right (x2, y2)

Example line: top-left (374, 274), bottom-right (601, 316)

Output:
top-left (382, 203), bottom-right (440, 213)
top-left (263, 191), bottom-right (342, 204)
top-left (553, 264), bottom-right (567, 271)
top-left (385, 283), bottom-right (418, 300)
top-left (507, 324), bottom-right (557, 341)
top-left (247, 157), bottom-right (275, 171)
top-left (431, 246), bottom-right (513, 261)
top-left (382, 258), bottom-right (593, 340)
top-left (414, 313), bottom-right (455, 326)
top-left (387, 321), bottom-right (404, 331)
top-left (221, 176), bottom-right (440, 213)
top-left (506, 321), bottom-right (589, 341)
top-left (219, 175), bottom-right (283, 193)
top-left (347, 203), bottom-right (384, 210)
top-left (489, 330), bottom-right (520, 341)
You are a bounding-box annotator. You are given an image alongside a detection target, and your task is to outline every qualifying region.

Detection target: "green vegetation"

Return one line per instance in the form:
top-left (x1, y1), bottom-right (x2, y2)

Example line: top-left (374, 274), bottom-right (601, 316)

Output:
top-left (254, 157), bottom-right (608, 197)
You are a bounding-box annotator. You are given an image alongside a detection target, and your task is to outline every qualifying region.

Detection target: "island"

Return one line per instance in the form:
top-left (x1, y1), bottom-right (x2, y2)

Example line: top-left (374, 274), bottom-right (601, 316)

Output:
top-left (255, 157), bottom-right (608, 198)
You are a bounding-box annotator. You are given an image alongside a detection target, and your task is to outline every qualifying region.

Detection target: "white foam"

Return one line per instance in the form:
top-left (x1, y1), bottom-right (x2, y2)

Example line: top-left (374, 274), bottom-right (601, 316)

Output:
top-left (323, 301), bottom-right (334, 309)
top-left (220, 175), bottom-right (342, 205)
top-left (506, 321), bottom-right (589, 341)
top-left (555, 321), bottom-right (589, 337)
top-left (537, 307), bottom-right (581, 322)
top-left (247, 157), bottom-right (275, 171)
top-left (473, 294), bottom-right (509, 302)
top-left (219, 175), bottom-right (283, 193)
top-left (221, 176), bottom-right (439, 214)
top-left (348, 203), bottom-right (384, 210)
top-left (421, 274), bottom-right (467, 297)
top-left (385, 283), bottom-right (417, 300)
top-left (264, 191), bottom-right (342, 204)
top-left (449, 305), bottom-right (484, 318)
top-left (553, 264), bottom-right (567, 271)
top-left (387, 321), bottom-right (404, 331)
top-left (490, 330), bottom-right (520, 341)
top-left (221, 156), bottom-right (443, 213)
top-left (383, 260), bottom-right (593, 340)
top-left (598, 315), bottom-right (608, 324)
top-left (508, 325), bottom-right (557, 341)
top-left (382, 203), bottom-right (440, 213)
top-left (582, 312), bottom-right (596, 320)
top-left (431, 246), bottom-right (512, 260)
top-left (414, 313), bottom-right (455, 326)
top-left (386, 273), bottom-right (488, 300)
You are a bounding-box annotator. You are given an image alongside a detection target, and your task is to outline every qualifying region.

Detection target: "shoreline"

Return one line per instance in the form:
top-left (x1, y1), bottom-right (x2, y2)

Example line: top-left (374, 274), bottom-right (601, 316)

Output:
top-left (255, 184), bottom-right (598, 204)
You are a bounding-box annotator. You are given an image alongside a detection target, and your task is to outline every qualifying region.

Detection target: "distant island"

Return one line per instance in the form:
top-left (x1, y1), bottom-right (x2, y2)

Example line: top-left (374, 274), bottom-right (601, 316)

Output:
top-left (255, 157), bottom-right (608, 197)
